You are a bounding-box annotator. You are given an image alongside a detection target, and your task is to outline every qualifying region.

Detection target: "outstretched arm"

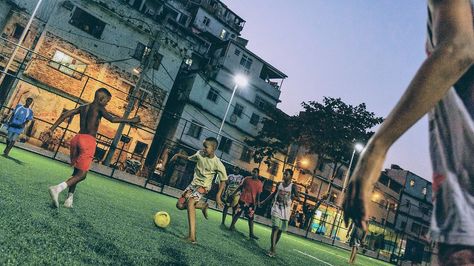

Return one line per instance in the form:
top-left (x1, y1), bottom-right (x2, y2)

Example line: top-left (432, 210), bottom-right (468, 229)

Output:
top-left (100, 106), bottom-right (140, 124)
top-left (343, 0), bottom-right (474, 230)
top-left (49, 108), bottom-right (81, 131)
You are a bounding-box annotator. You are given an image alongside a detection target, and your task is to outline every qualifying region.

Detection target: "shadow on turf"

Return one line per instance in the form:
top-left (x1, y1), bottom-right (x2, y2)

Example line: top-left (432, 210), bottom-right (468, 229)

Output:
top-left (219, 224), bottom-right (291, 264)
top-left (74, 218), bottom-right (136, 264)
top-left (1, 154), bottom-right (24, 165)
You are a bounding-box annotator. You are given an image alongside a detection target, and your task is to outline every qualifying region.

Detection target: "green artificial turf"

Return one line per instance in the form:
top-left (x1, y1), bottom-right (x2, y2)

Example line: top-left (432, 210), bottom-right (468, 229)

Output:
top-left (0, 144), bottom-right (392, 266)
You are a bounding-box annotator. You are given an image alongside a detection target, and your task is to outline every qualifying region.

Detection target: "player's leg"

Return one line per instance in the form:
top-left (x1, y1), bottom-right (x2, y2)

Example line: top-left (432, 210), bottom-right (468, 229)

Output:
top-left (3, 132), bottom-right (18, 155)
top-left (229, 202), bottom-right (243, 230)
top-left (192, 187), bottom-right (209, 219)
top-left (176, 188), bottom-right (191, 210)
top-left (248, 205), bottom-right (258, 239)
top-left (221, 203), bottom-right (229, 225)
top-left (275, 229), bottom-right (283, 245)
top-left (63, 168), bottom-right (84, 208)
top-left (186, 197), bottom-right (197, 244)
top-left (49, 168), bottom-right (86, 208)
top-left (349, 246), bottom-right (357, 264)
top-left (268, 227), bottom-right (279, 257)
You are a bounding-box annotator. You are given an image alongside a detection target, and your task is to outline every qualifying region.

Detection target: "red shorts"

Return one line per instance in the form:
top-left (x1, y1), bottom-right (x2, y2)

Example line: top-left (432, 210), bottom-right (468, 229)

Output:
top-left (70, 134), bottom-right (96, 171)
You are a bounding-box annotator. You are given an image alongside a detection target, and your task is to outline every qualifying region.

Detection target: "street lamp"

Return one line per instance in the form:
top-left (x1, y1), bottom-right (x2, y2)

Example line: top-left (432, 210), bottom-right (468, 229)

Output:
top-left (342, 142), bottom-right (364, 192)
top-left (217, 74), bottom-right (248, 139)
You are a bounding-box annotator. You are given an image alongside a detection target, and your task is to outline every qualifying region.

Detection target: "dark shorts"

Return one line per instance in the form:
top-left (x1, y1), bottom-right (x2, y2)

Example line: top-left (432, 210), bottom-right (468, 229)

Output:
top-left (236, 201), bottom-right (256, 220)
top-left (349, 235), bottom-right (362, 248)
top-left (439, 244), bottom-right (474, 266)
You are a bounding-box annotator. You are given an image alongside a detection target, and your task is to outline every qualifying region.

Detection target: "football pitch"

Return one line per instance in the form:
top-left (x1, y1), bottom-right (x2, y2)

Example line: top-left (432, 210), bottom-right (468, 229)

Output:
top-left (0, 144), bottom-right (392, 266)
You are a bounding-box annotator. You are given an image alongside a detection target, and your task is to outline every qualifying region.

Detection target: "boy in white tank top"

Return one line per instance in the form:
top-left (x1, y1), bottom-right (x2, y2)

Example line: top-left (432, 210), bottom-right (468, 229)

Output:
top-left (260, 169), bottom-right (299, 258)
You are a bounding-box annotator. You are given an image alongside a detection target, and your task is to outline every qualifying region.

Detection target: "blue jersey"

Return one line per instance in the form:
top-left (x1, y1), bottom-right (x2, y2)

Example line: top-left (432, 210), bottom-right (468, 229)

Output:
top-left (8, 104), bottom-right (34, 134)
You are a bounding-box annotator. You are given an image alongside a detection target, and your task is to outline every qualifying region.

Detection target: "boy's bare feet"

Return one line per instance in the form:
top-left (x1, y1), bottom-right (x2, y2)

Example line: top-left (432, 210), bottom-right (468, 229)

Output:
top-left (266, 251), bottom-right (275, 258)
top-left (201, 203), bottom-right (209, 220)
top-left (49, 186), bottom-right (59, 208)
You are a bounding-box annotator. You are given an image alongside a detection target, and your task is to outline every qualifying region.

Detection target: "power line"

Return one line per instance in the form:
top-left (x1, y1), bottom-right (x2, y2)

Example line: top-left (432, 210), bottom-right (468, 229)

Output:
top-left (49, 25), bottom-right (136, 50)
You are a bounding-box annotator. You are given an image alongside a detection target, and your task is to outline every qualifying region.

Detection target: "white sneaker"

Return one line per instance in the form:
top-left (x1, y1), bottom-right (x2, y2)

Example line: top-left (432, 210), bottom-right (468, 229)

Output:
top-left (49, 186), bottom-right (59, 208)
top-left (63, 197), bottom-right (73, 208)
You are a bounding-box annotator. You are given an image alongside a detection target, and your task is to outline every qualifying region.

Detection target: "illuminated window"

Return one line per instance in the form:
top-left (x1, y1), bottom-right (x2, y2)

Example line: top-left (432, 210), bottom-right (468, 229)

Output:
top-left (409, 179), bottom-right (415, 187)
top-left (220, 29), bottom-right (228, 39)
top-left (49, 50), bottom-right (87, 79)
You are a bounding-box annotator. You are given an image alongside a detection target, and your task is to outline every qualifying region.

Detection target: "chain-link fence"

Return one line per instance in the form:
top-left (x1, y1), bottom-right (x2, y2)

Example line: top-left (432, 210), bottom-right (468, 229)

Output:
top-left (0, 35), bottom-right (435, 265)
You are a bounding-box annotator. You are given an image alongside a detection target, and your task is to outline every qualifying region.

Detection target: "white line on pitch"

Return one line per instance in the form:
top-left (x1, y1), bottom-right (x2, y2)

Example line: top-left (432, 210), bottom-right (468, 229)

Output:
top-left (291, 238), bottom-right (348, 260)
top-left (293, 249), bottom-right (334, 266)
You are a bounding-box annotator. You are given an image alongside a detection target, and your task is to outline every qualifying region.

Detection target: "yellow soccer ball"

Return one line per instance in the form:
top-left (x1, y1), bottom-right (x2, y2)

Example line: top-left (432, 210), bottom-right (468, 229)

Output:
top-left (154, 211), bottom-right (170, 228)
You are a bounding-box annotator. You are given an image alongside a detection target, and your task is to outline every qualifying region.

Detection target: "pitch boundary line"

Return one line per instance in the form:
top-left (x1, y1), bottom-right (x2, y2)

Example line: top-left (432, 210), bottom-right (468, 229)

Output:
top-left (293, 249), bottom-right (334, 266)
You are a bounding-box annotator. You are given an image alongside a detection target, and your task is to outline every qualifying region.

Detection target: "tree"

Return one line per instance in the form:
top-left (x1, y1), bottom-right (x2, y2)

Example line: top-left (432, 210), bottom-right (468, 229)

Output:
top-left (245, 108), bottom-right (297, 168)
top-left (298, 97), bottom-right (383, 192)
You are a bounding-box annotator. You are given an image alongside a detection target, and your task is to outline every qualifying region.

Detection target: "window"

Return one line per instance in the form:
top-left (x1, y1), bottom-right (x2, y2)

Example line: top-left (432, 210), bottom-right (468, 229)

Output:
top-left (178, 14), bottom-right (189, 26)
top-left (133, 42), bottom-right (150, 61)
top-left (255, 95), bottom-right (270, 111)
top-left (12, 24), bottom-right (24, 39)
top-left (152, 53), bottom-right (164, 70)
top-left (233, 103), bottom-right (244, 118)
top-left (400, 221), bottom-right (407, 229)
top-left (335, 167), bottom-right (344, 180)
top-left (267, 160), bottom-right (279, 175)
top-left (49, 50), bottom-right (87, 79)
top-left (207, 88), bottom-right (219, 103)
top-left (381, 218), bottom-right (385, 226)
top-left (220, 29), bottom-right (228, 39)
top-left (389, 180), bottom-right (403, 194)
top-left (421, 226), bottom-right (429, 236)
top-left (318, 161), bottom-right (325, 172)
top-left (411, 223), bottom-right (421, 234)
top-left (379, 174), bottom-right (389, 186)
top-left (133, 141), bottom-right (148, 156)
top-left (203, 16), bottom-right (210, 26)
top-left (187, 121), bottom-right (203, 139)
top-left (409, 179), bottom-right (415, 187)
top-left (218, 136), bottom-right (232, 153)
top-left (240, 54), bottom-right (253, 71)
top-left (249, 113), bottom-right (260, 126)
top-left (69, 7), bottom-right (106, 38)
top-left (420, 206), bottom-right (430, 216)
top-left (234, 49), bottom-right (241, 56)
top-left (240, 146), bottom-right (253, 163)
top-left (405, 199), bottom-right (411, 208)
top-left (329, 192), bottom-right (338, 203)
top-left (388, 202), bottom-right (397, 211)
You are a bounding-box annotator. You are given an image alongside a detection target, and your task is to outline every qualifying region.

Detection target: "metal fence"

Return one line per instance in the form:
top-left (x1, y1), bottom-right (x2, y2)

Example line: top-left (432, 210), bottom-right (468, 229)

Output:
top-left (0, 35), bottom-right (435, 265)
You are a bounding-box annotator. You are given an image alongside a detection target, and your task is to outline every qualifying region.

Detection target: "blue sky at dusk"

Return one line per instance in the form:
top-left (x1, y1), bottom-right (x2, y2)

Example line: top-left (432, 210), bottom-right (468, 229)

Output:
top-left (223, 1), bottom-right (432, 180)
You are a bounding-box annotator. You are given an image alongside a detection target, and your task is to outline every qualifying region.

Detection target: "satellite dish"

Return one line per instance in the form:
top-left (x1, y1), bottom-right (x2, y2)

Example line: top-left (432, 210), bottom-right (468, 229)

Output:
top-left (230, 114), bottom-right (238, 123)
